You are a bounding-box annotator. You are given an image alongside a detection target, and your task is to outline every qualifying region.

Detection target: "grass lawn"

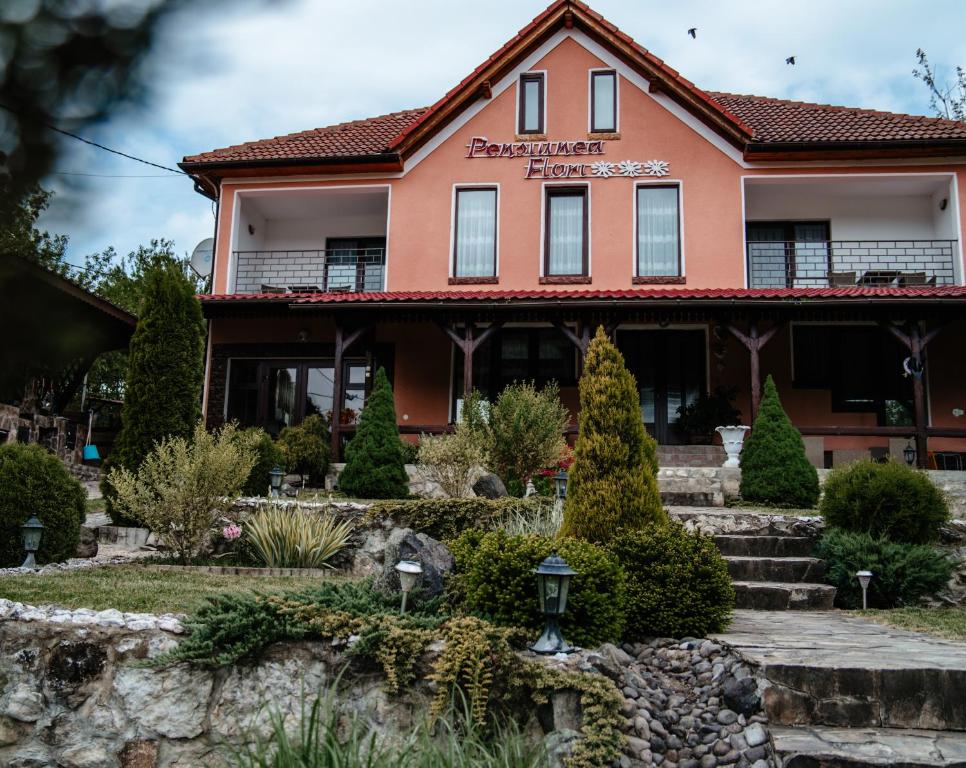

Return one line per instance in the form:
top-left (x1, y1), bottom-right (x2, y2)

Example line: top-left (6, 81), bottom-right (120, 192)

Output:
top-left (86, 497), bottom-right (106, 514)
top-left (855, 607), bottom-right (966, 641)
top-left (0, 565), bottom-right (339, 615)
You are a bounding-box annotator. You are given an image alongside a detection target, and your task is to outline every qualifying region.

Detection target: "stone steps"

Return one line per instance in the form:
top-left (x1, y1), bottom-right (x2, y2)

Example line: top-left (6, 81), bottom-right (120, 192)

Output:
top-left (771, 725), bottom-right (966, 767)
top-left (657, 444), bottom-right (727, 468)
top-left (714, 534), bottom-right (816, 558)
top-left (726, 556), bottom-right (826, 583)
top-left (732, 580), bottom-right (837, 610)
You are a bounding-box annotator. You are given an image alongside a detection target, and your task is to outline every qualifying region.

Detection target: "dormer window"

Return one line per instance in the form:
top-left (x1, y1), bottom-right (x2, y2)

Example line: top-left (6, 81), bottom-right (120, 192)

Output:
top-left (590, 70), bottom-right (617, 133)
top-left (518, 73), bottom-right (545, 134)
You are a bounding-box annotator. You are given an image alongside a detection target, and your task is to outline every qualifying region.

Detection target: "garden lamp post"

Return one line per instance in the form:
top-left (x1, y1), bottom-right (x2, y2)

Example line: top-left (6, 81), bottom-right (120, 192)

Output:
top-left (531, 551), bottom-right (576, 654)
top-left (902, 442), bottom-right (917, 466)
top-left (269, 466), bottom-right (284, 497)
top-left (554, 469), bottom-right (569, 501)
top-left (21, 516), bottom-right (44, 569)
top-left (395, 560), bottom-right (423, 614)
top-left (856, 570), bottom-right (873, 610)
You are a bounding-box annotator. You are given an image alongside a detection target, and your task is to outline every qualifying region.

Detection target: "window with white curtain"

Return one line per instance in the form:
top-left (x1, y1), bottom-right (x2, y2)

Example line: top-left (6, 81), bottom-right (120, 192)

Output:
top-left (636, 185), bottom-right (681, 276)
top-left (590, 70), bottom-right (617, 132)
top-left (545, 187), bottom-right (588, 276)
top-left (453, 188), bottom-right (498, 277)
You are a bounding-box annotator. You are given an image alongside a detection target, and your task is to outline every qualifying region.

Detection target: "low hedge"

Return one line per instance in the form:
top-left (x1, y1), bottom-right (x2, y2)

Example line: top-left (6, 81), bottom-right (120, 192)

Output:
top-left (239, 427), bottom-right (285, 497)
top-left (816, 527), bottom-right (953, 608)
top-left (367, 497), bottom-right (553, 541)
top-left (0, 443), bottom-right (86, 567)
top-left (449, 529), bottom-right (626, 648)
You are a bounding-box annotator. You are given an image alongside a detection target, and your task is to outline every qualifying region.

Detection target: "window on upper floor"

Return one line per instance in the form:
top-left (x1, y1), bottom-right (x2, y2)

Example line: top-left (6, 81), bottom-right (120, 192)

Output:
top-left (518, 73), bottom-right (545, 134)
top-left (453, 187), bottom-right (498, 278)
top-left (545, 186), bottom-right (588, 276)
top-left (636, 184), bottom-right (681, 277)
top-left (590, 70), bottom-right (617, 133)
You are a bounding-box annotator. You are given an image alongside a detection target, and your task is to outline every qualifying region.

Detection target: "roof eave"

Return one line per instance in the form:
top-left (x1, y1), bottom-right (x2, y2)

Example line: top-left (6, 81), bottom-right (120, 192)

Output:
top-left (744, 139), bottom-right (966, 161)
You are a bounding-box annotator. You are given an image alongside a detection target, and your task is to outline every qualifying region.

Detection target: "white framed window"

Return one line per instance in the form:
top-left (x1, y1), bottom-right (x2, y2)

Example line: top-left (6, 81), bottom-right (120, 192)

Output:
top-left (545, 186), bottom-right (588, 276)
top-left (452, 187), bottom-right (498, 278)
top-left (636, 184), bottom-right (682, 277)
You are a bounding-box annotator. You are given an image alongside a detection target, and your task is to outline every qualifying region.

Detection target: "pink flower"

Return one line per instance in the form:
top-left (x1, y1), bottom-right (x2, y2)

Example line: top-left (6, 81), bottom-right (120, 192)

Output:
top-left (222, 523), bottom-right (242, 541)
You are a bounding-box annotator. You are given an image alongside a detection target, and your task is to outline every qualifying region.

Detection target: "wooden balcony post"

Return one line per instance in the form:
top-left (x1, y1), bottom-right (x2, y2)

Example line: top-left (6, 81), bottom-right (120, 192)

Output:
top-left (440, 321), bottom-right (504, 399)
top-left (330, 322), bottom-right (368, 462)
top-left (727, 320), bottom-right (783, 423)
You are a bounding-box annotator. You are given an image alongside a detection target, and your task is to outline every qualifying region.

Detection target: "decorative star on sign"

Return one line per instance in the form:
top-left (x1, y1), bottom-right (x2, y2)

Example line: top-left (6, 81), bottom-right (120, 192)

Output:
top-left (590, 161), bottom-right (615, 177)
top-left (618, 160), bottom-right (643, 177)
top-left (643, 160), bottom-right (670, 177)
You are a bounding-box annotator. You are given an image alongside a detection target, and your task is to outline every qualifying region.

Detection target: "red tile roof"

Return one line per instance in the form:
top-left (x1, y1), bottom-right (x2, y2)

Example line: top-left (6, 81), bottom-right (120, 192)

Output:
top-left (709, 92), bottom-right (966, 144)
top-left (199, 286), bottom-right (966, 305)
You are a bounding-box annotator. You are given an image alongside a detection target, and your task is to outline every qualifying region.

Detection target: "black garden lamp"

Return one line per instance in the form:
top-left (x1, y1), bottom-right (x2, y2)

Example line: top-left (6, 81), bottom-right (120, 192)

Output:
top-left (903, 441), bottom-right (917, 467)
top-left (554, 469), bottom-right (569, 501)
top-left (269, 466), bottom-right (285, 497)
top-left (21, 516), bottom-right (44, 569)
top-left (531, 551), bottom-right (577, 654)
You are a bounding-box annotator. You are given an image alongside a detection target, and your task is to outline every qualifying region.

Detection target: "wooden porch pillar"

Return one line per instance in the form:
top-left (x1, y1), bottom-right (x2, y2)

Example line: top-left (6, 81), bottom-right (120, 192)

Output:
top-left (726, 320), bottom-right (783, 424)
top-left (441, 321), bottom-right (504, 399)
top-left (330, 323), bottom-right (368, 462)
top-left (553, 320), bottom-right (618, 373)
top-left (882, 321), bottom-right (945, 469)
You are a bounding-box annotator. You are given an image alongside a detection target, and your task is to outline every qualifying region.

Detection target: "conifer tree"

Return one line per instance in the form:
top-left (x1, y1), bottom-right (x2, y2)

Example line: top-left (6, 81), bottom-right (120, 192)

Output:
top-left (104, 261), bottom-right (205, 524)
top-left (739, 375), bottom-right (819, 508)
top-left (337, 367), bottom-right (409, 499)
top-left (559, 327), bottom-right (664, 543)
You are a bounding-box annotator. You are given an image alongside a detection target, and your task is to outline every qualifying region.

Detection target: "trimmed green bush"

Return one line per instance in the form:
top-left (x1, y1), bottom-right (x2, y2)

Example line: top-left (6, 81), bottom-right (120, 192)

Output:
top-left (816, 528), bottom-right (953, 608)
top-left (0, 443), bottom-right (85, 567)
top-left (606, 523), bottom-right (734, 639)
top-left (739, 375), bottom-right (819, 508)
top-left (278, 414), bottom-right (330, 487)
top-left (449, 529), bottom-right (626, 648)
top-left (367, 497), bottom-right (554, 541)
top-left (103, 260), bottom-right (205, 524)
top-left (338, 367), bottom-right (409, 499)
top-left (820, 459), bottom-right (948, 544)
top-left (560, 327), bottom-right (663, 544)
top-left (239, 427), bottom-right (285, 497)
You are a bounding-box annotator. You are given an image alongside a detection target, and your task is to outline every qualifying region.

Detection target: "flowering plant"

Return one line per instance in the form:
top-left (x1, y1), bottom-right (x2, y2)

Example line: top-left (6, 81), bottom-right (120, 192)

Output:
top-left (222, 523), bottom-right (242, 541)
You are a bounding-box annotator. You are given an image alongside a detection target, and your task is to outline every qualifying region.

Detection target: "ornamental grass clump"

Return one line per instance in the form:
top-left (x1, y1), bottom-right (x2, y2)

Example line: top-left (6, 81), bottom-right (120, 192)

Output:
top-left (107, 421), bottom-right (259, 564)
top-left (559, 327), bottom-right (663, 543)
top-left (739, 375), bottom-right (819, 508)
top-left (338, 367), bottom-right (410, 499)
top-left (244, 502), bottom-right (353, 568)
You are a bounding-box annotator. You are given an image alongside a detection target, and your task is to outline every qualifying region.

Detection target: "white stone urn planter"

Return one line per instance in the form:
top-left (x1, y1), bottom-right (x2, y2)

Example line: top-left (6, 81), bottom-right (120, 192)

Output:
top-left (716, 425), bottom-right (751, 468)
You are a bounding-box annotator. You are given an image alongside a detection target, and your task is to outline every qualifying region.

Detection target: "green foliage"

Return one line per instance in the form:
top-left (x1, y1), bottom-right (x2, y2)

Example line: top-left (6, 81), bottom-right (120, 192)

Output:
top-left (0, 184), bottom-right (67, 267)
top-left (417, 427), bottom-right (487, 498)
top-left (675, 386), bottom-right (742, 438)
top-left (338, 368), bottom-right (409, 499)
top-left (820, 459), bottom-right (949, 544)
top-left (399, 438), bottom-right (420, 465)
top-left (816, 528), bottom-right (953, 608)
top-left (278, 414), bottom-right (330, 487)
top-left (367, 497), bottom-right (555, 542)
top-left (485, 382), bottom-right (568, 490)
top-left (448, 530), bottom-right (626, 648)
top-left (238, 427), bottom-right (285, 497)
top-left (606, 523), bottom-right (734, 638)
top-left (103, 259), bottom-right (205, 524)
top-left (244, 502), bottom-right (353, 568)
top-left (560, 327), bottom-right (663, 543)
top-left (0, 443), bottom-right (85, 567)
top-left (739, 375), bottom-right (819, 509)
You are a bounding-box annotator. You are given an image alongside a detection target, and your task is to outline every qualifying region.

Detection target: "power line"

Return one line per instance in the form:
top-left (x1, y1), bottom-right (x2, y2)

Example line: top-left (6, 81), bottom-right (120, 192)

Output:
top-left (53, 171), bottom-right (185, 178)
top-left (0, 103), bottom-right (187, 175)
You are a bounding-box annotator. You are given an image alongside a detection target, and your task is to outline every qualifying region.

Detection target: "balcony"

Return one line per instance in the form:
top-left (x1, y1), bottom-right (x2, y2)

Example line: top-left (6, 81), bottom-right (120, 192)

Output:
top-left (747, 239), bottom-right (957, 288)
top-left (234, 248), bottom-right (385, 294)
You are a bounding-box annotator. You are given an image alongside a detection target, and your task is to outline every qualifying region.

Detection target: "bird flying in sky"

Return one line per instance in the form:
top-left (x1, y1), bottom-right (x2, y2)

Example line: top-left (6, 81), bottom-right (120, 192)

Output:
top-left (786, 56), bottom-right (796, 65)
top-left (687, 27), bottom-right (697, 38)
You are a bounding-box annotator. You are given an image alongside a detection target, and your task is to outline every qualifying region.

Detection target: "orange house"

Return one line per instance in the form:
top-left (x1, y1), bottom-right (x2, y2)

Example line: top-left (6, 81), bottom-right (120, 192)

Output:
top-left (181, 0), bottom-right (966, 468)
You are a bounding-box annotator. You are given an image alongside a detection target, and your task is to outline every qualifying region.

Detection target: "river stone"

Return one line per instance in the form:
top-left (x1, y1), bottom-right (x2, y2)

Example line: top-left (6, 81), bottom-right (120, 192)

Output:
top-left (373, 528), bottom-right (453, 600)
top-left (722, 677), bottom-right (760, 717)
top-left (472, 473), bottom-right (508, 499)
top-left (744, 722), bottom-right (768, 748)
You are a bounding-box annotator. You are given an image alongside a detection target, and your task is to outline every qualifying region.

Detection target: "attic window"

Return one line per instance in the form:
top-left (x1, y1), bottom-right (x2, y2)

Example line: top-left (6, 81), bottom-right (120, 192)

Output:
top-left (518, 73), bottom-right (545, 134)
top-left (590, 70), bottom-right (617, 133)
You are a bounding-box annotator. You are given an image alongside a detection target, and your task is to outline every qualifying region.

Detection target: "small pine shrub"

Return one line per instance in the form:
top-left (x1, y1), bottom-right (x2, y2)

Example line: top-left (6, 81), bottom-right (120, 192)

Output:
top-left (739, 375), bottom-right (819, 508)
top-left (239, 427), bottom-right (284, 497)
top-left (277, 414), bottom-right (330, 487)
top-left (368, 497), bottom-right (554, 541)
top-left (816, 528), bottom-right (953, 608)
top-left (338, 368), bottom-right (409, 499)
top-left (448, 529), bottom-right (626, 648)
top-left (606, 522), bottom-right (734, 638)
top-left (0, 443), bottom-right (85, 567)
top-left (820, 459), bottom-right (949, 544)
top-left (560, 327), bottom-right (663, 544)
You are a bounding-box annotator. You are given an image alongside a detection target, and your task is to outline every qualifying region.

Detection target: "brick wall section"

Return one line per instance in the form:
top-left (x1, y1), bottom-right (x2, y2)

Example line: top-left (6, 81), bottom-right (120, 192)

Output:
top-left (234, 252), bottom-right (327, 293)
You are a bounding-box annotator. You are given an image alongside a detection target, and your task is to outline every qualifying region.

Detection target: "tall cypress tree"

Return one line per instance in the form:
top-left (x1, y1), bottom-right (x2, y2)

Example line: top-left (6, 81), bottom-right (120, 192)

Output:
top-left (104, 261), bottom-right (205, 524)
top-left (559, 327), bottom-right (664, 543)
top-left (337, 367), bottom-right (409, 499)
top-left (739, 375), bottom-right (819, 508)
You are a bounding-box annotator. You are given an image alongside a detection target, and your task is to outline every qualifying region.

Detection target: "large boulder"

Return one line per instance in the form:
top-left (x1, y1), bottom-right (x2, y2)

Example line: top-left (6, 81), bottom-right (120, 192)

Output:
top-left (374, 527), bottom-right (453, 600)
top-left (473, 473), bottom-right (508, 499)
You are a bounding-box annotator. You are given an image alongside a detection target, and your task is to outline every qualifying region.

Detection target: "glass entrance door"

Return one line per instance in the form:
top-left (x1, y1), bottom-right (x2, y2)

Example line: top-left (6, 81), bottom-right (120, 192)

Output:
top-left (617, 329), bottom-right (707, 445)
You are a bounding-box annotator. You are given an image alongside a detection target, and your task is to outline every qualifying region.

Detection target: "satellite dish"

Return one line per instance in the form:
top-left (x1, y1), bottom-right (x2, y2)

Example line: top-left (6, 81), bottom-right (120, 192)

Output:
top-left (189, 238), bottom-right (214, 278)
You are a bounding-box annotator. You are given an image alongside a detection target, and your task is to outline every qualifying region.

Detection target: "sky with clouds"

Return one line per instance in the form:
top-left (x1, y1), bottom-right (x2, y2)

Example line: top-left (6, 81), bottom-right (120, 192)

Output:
top-left (37, 0), bottom-right (966, 267)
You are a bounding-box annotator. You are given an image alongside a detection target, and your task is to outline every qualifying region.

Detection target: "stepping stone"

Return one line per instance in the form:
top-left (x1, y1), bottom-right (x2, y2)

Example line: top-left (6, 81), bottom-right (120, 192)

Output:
top-left (714, 534), bottom-right (816, 558)
top-left (726, 556), bottom-right (826, 583)
top-left (732, 581), bottom-right (836, 610)
top-left (772, 724), bottom-right (966, 767)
